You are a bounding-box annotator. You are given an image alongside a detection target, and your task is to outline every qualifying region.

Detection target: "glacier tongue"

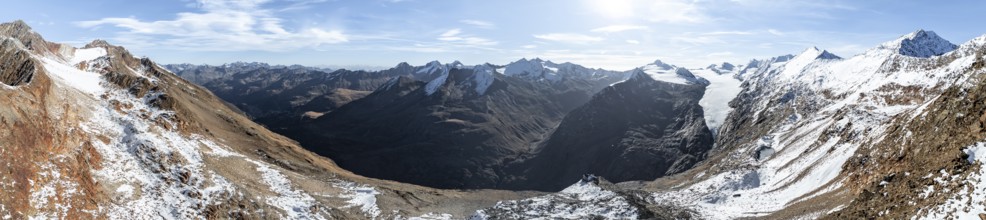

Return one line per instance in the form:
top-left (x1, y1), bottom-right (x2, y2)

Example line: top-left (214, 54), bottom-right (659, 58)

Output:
top-left (691, 68), bottom-right (743, 134)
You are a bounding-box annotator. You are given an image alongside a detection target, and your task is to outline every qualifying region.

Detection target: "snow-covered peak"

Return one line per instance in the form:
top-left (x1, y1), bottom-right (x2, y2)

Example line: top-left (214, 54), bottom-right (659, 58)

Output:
top-left (708, 62), bottom-right (741, 75)
top-left (796, 47), bottom-right (841, 60)
top-left (632, 60), bottom-right (709, 85)
top-left (415, 60), bottom-right (450, 76)
top-left (720, 62), bottom-right (735, 70)
top-left (503, 58), bottom-right (562, 81)
top-left (877, 29), bottom-right (957, 58)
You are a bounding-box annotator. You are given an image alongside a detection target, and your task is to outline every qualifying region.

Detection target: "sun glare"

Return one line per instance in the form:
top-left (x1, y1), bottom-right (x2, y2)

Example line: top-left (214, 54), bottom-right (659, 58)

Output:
top-left (587, 0), bottom-right (636, 19)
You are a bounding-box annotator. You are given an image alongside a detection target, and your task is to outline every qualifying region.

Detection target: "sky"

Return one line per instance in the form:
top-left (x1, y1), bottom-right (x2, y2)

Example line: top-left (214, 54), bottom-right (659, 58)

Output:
top-left (5, 0), bottom-right (986, 70)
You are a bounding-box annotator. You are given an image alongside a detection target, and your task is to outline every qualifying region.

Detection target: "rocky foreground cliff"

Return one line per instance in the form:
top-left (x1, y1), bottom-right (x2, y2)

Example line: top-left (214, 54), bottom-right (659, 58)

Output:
top-left (0, 20), bottom-right (546, 219)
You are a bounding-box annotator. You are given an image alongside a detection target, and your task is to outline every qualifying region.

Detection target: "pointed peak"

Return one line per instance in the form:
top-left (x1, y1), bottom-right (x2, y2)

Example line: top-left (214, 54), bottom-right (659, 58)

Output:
top-left (85, 39), bottom-right (114, 48)
top-left (0, 20), bottom-right (48, 48)
top-left (0, 20), bottom-right (32, 33)
top-left (816, 50), bottom-right (841, 60)
top-left (880, 29), bottom-right (957, 58)
top-left (396, 62), bottom-right (412, 68)
top-left (795, 47), bottom-right (840, 60)
top-left (626, 68), bottom-right (653, 82)
top-left (799, 46), bottom-right (821, 55)
top-left (649, 59), bottom-right (674, 70)
top-left (720, 62), bottom-right (735, 70)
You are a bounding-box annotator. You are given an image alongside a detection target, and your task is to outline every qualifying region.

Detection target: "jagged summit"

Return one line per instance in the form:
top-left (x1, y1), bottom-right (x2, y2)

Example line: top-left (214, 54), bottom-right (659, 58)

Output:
top-left (715, 62), bottom-right (736, 71)
top-left (0, 20), bottom-right (53, 54)
top-left (878, 29), bottom-right (957, 58)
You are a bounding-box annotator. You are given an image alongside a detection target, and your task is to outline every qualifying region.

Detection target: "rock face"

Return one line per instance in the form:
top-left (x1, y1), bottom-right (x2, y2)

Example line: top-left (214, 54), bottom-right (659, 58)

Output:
top-left (0, 38), bottom-right (35, 86)
top-left (518, 70), bottom-right (713, 191)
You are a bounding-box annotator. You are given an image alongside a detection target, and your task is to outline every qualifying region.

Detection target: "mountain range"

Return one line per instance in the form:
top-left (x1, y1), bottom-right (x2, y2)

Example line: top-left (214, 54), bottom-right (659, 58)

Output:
top-left (3, 18), bottom-right (986, 219)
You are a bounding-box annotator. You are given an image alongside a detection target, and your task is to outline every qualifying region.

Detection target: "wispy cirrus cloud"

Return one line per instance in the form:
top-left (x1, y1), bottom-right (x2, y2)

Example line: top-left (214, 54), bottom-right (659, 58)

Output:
top-left (459, 19), bottom-right (495, 29)
top-left (75, 0), bottom-right (347, 51)
top-left (533, 33), bottom-right (603, 44)
top-left (591, 25), bottom-right (648, 33)
top-left (437, 28), bottom-right (497, 46)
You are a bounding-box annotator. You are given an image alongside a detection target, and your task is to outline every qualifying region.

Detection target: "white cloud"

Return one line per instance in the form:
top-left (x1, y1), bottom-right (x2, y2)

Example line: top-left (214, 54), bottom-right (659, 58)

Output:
top-left (626, 40), bottom-right (640, 44)
top-left (436, 28), bottom-right (497, 46)
top-left (533, 33), bottom-right (604, 44)
top-left (459, 19), bottom-right (495, 29)
top-left (522, 45), bottom-right (538, 49)
top-left (767, 29), bottom-right (785, 36)
top-left (440, 29), bottom-right (462, 38)
top-left (701, 31), bottom-right (754, 36)
top-left (644, 0), bottom-right (708, 23)
top-left (591, 25), bottom-right (648, 33)
top-left (75, 0), bottom-right (347, 51)
top-left (583, 0), bottom-right (708, 23)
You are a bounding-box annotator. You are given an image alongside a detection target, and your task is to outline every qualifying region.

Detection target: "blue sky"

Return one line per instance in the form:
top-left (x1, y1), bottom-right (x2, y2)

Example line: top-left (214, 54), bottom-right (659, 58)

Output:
top-left (5, 0), bottom-right (986, 70)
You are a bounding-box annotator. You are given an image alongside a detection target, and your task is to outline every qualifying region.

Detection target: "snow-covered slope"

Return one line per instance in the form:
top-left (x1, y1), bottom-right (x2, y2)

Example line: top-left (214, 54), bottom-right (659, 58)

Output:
top-left (502, 58), bottom-right (623, 82)
top-left (650, 30), bottom-right (983, 219)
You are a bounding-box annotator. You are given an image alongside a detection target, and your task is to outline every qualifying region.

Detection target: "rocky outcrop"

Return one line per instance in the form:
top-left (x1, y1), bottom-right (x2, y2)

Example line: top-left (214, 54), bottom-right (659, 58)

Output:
top-left (0, 38), bottom-right (35, 86)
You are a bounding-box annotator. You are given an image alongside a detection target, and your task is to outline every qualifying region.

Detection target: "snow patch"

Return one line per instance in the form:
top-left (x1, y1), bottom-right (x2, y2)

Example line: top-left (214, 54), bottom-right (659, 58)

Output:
top-left (918, 143), bottom-right (986, 220)
top-left (250, 159), bottom-right (325, 219)
top-left (39, 57), bottom-right (105, 96)
top-left (69, 47), bottom-right (106, 65)
top-left (334, 182), bottom-right (382, 218)
top-left (474, 181), bottom-right (638, 219)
